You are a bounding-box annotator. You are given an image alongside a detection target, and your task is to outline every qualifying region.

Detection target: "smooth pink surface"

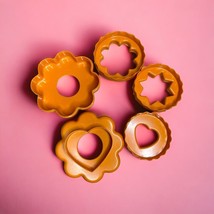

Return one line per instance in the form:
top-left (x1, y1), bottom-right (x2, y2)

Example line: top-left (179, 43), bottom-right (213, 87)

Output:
top-left (57, 75), bottom-right (79, 97)
top-left (135, 124), bottom-right (158, 147)
top-left (0, 1), bottom-right (213, 214)
top-left (78, 134), bottom-right (102, 159)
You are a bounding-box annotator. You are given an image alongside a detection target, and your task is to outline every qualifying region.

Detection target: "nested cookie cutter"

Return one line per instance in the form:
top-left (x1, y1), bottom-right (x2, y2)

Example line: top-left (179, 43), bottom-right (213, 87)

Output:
top-left (31, 51), bottom-right (99, 118)
top-left (55, 111), bottom-right (124, 182)
top-left (133, 64), bottom-right (183, 112)
top-left (94, 31), bottom-right (145, 81)
top-left (124, 112), bottom-right (171, 159)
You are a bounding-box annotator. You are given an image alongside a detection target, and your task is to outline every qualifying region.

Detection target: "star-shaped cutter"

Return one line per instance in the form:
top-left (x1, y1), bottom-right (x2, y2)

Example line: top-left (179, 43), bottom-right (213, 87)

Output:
top-left (133, 64), bottom-right (183, 112)
top-left (139, 72), bottom-right (174, 105)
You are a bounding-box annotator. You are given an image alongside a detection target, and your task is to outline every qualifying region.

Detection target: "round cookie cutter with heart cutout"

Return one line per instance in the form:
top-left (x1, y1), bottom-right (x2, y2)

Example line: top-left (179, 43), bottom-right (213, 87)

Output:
top-left (124, 112), bottom-right (171, 160)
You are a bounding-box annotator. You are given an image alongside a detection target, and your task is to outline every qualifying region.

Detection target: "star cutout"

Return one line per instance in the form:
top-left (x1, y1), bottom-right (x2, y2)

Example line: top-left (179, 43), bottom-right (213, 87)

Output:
top-left (140, 74), bottom-right (173, 104)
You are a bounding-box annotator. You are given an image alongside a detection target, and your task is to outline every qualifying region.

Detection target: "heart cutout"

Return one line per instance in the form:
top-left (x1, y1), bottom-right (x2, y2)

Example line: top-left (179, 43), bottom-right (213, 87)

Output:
top-left (135, 124), bottom-right (158, 148)
top-left (65, 127), bottom-right (112, 171)
top-left (125, 113), bottom-right (170, 159)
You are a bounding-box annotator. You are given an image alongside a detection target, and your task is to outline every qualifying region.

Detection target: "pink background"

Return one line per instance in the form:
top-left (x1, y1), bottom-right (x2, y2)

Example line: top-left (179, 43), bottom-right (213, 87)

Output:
top-left (0, 0), bottom-right (213, 213)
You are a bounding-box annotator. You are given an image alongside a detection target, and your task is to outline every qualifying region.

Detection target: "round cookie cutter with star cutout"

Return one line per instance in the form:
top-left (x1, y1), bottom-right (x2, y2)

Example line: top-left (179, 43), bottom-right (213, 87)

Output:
top-left (133, 64), bottom-right (183, 112)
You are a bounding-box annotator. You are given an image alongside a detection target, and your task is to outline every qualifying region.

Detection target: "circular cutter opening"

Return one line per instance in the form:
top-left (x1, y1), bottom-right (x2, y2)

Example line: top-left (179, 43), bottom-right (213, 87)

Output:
top-left (57, 75), bottom-right (79, 97)
top-left (78, 134), bottom-right (103, 159)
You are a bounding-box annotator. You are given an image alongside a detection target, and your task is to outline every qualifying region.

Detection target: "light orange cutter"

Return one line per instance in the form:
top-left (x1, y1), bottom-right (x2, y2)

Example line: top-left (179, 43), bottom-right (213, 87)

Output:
top-left (31, 51), bottom-right (100, 118)
top-left (94, 31), bottom-right (145, 81)
top-left (124, 112), bottom-right (171, 159)
top-left (55, 112), bottom-right (124, 182)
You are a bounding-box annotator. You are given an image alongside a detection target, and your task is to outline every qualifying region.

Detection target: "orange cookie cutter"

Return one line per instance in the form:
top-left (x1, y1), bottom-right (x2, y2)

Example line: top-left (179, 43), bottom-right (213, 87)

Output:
top-left (31, 51), bottom-right (99, 118)
top-left (55, 112), bottom-right (124, 182)
top-left (94, 31), bottom-right (145, 81)
top-left (124, 112), bottom-right (171, 159)
top-left (133, 64), bottom-right (183, 112)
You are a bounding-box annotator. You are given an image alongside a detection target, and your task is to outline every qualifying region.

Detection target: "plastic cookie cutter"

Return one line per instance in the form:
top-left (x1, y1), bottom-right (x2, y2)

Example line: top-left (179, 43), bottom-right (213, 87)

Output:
top-left (124, 112), bottom-right (171, 159)
top-left (55, 112), bottom-right (124, 182)
top-left (31, 51), bottom-right (100, 118)
top-left (133, 64), bottom-right (183, 112)
top-left (94, 31), bottom-right (145, 81)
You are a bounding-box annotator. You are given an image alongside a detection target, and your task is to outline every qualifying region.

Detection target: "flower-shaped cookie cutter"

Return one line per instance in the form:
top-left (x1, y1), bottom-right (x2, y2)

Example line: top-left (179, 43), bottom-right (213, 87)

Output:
top-left (55, 112), bottom-right (124, 182)
top-left (133, 64), bottom-right (183, 112)
top-left (94, 31), bottom-right (145, 81)
top-left (31, 51), bottom-right (99, 118)
top-left (124, 112), bottom-right (171, 159)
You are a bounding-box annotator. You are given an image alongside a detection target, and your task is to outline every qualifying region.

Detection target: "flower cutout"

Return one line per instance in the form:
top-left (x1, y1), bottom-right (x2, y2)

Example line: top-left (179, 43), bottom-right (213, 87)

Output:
top-left (94, 31), bottom-right (145, 81)
top-left (55, 112), bottom-right (124, 182)
top-left (31, 51), bottom-right (100, 118)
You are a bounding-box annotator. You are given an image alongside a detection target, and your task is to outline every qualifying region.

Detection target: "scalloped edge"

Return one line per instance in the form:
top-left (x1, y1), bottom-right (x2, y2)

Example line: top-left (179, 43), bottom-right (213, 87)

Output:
top-left (124, 112), bottom-right (172, 160)
top-left (93, 31), bottom-right (145, 81)
top-left (133, 64), bottom-right (183, 112)
top-left (55, 111), bottom-right (124, 182)
top-left (30, 51), bottom-right (100, 118)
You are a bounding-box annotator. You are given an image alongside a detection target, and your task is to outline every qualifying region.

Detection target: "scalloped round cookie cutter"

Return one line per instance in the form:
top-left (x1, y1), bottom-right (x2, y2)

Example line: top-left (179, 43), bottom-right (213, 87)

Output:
top-left (94, 31), bottom-right (145, 81)
top-left (124, 112), bottom-right (171, 159)
top-left (133, 64), bottom-right (183, 112)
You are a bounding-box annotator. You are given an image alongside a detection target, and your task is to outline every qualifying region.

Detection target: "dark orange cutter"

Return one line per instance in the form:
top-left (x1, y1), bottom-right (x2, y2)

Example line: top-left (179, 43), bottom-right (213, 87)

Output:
top-left (133, 64), bottom-right (183, 111)
top-left (55, 112), bottom-right (124, 182)
top-left (94, 31), bottom-right (145, 81)
top-left (31, 51), bottom-right (99, 118)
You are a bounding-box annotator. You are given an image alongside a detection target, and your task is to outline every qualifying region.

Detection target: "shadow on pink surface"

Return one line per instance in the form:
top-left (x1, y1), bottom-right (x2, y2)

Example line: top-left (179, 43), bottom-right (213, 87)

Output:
top-left (21, 44), bottom-right (69, 104)
top-left (22, 27), bottom-right (110, 101)
top-left (73, 27), bottom-right (110, 60)
top-left (22, 62), bottom-right (38, 104)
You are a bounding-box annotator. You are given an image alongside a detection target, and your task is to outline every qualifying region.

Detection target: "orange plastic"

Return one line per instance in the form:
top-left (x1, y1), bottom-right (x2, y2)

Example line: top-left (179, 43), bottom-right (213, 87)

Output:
top-left (31, 51), bottom-right (99, 118)
top-left (55, 112), bottom-right (124, 182)
top-left (94, 31), bottom-right (145, 81)
top-left (133, 64), bottom-right (183, 111)
top-left (124, 112), bottom-right (171, 159)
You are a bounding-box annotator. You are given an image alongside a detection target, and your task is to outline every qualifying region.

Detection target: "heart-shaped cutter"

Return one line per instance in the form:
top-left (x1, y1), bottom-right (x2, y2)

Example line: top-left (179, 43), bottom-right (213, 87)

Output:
top-left (55, 112), bottom-right (124, 182)
top-left (66, 127), bottom-right (112, 171)
top-left (124, 112), bottom-right (171, 159)
top-left (94, 31), bottom-right (145, 81)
